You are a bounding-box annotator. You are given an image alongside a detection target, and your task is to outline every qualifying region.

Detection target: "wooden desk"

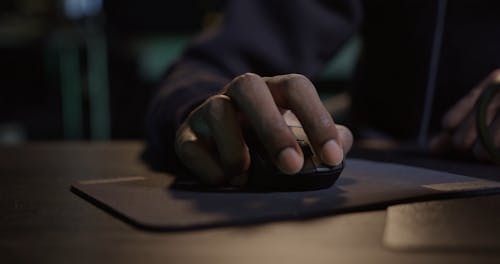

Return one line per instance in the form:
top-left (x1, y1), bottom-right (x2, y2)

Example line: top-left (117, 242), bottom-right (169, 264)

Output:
top-left (1, 141), bottom-right (500, 263)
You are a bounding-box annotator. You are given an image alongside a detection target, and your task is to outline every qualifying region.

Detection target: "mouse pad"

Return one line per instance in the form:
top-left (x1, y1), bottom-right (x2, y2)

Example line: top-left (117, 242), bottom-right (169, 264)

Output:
top-left (71, 159), bottom-right (500, 231)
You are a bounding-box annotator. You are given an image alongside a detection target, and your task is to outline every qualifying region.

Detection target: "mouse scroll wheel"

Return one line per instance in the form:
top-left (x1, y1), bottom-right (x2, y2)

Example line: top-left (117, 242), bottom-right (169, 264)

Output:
top-left (297, 139), bottom-right (314, 156)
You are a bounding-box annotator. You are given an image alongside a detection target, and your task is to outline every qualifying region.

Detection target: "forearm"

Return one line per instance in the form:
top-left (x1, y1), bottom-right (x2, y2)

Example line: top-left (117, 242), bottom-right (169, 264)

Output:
top-left (143, 0), bottom-right (362, 172)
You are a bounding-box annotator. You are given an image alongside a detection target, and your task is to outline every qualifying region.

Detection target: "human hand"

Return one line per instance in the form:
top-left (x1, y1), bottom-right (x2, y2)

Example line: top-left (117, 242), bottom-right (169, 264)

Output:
top-left (175, 73), bottom-right (353, 185)
top-left (430, 69), bottom-right (500, 162)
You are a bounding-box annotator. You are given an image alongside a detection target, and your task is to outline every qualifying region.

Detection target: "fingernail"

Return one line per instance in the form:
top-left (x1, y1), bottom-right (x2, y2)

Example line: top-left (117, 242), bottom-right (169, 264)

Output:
top-left (277, 147), bottom-right (303, 174)
top-left (321, 139), bottom-right (343, 166)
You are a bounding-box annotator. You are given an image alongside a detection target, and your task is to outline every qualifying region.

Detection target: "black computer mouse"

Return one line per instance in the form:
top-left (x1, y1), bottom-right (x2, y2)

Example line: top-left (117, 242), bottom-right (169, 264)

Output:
top-left (244, 115), bottom-right (344, 191)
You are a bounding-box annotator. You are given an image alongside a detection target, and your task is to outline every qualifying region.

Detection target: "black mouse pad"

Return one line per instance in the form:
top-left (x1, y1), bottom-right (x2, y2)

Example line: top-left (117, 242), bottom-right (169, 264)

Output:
top-left (71, 159), bottom-right (500, 231)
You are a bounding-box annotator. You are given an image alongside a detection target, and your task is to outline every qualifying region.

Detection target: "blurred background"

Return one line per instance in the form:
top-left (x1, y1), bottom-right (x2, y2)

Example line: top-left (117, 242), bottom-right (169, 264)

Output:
top-left (0, 0), bottom-right (359, 144)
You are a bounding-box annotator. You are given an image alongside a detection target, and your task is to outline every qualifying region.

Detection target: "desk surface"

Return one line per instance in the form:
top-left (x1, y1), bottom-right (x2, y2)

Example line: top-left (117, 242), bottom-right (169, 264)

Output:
top-left (2, 141), bottom-right (500, 264)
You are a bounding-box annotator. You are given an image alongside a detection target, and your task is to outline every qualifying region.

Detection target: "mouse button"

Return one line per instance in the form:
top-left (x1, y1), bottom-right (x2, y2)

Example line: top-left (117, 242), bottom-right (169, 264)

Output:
top-left (296, 138), bottom-right (307, 147)
top-left (290, 126), bottom-right (309, 142)
top-left (299, 140), bottom-right (313, 156)
top-left (283, 110), bottom-right (301, 126)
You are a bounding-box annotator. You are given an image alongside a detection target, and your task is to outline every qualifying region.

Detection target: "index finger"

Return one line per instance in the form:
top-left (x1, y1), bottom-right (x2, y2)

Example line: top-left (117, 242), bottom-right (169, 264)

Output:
top-left (265, 74), bottom-right (344, 166)
top-left (223, 73), bottom-right (304, 174)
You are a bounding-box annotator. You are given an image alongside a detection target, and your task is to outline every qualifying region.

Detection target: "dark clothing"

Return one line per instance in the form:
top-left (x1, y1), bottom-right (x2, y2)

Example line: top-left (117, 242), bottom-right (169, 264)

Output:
top-left (144, 0), bottom-right (500, 172)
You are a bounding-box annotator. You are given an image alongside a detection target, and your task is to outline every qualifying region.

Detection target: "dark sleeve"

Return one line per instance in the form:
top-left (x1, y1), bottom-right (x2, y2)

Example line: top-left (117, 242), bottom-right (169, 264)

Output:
top-left (143, 0), bottom-right (363, 172)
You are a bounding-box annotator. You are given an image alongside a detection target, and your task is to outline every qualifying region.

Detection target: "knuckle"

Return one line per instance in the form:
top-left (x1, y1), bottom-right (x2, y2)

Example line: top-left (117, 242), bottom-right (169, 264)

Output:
top-left (204, 95), bottom-right (230, 116)
top-left (287, 73), bottom-right (309, 82)
top-left (234, 72), bottom-right (262, 87)
top-left (286, 74), bottom-right (312, 87)
top-left (238, 72), bottom-right (262, 81)
top-left (227, 72), bottom-right (263, 96)
top-left (283, 74), bottom-right (315, 97)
